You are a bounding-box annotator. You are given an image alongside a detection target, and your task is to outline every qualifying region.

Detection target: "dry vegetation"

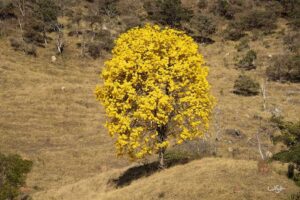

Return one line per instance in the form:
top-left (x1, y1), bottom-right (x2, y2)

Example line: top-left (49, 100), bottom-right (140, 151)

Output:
top-left (33, 158), bottom-right (299, 200)
top-left (0, 0), bottom-right (300, 199)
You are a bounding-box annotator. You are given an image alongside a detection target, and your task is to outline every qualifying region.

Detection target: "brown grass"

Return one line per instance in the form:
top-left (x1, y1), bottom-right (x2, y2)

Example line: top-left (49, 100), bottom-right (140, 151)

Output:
top-left (33, 158), bottom-right (299, 200)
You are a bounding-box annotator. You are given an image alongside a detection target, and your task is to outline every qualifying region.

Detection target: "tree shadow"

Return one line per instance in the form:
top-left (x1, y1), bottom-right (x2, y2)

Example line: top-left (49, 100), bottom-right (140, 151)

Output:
top-left (109, 156), bottom-right (190, 188)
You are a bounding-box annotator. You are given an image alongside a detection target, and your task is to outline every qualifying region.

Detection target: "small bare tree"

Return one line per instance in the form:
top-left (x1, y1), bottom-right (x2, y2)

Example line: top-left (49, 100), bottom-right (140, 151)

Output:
top-left (55, 25), bottom-right (65, 54)
top-left (214, 107), bottom-right (222, 141)
top-left (256, 131), bottom-right (265, 160)
top-left (12, 0), bottom-right (26, 39)
top-left (261, 79), bottom-right (267, 111)
top-left (13, 0), bottom-right (26, 17)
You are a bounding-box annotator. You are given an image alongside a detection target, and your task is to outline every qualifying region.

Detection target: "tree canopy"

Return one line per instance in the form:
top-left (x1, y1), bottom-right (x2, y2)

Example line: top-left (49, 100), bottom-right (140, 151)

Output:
top-left (95, 24), bottom-right (214, 164)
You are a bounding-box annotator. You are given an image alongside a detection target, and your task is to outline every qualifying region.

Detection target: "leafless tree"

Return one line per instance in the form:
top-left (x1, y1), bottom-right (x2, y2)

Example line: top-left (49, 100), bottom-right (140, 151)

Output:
top-left (54, 24), bottom-right (65, 54)
top-left (261, 79), bottom-right (267, 111)
top-left (12, 0), bottom-right (26, 17)
top-left (256, 132), bottom-right (265, 160)
top-left (12, 0), bottom-right (26, 39)
top-left (214, 107), bottom-right (222, 141)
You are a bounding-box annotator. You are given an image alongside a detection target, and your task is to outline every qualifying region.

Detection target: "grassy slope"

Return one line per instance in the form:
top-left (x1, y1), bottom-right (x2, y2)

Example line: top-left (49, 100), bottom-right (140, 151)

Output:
top-left (0, 9), bottom-right (300, 199)
top-left (33, 158), bottom-right (299, 200)
top-left (0, 38), bottom-right (129, 191)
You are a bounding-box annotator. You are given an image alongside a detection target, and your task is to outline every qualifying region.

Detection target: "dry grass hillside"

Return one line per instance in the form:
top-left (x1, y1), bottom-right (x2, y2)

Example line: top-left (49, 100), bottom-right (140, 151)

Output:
top-left (0, 39), bottom-right (129, 191)
top-left (0, 0), bottom-right (300, 199)
top-left (33, 158), bottom-right (299, 200)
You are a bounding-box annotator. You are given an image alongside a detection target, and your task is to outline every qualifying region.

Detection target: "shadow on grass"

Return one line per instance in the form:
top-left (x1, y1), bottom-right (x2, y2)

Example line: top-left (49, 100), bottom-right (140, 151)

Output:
top-left (109, 156), bottom-right (190, 188)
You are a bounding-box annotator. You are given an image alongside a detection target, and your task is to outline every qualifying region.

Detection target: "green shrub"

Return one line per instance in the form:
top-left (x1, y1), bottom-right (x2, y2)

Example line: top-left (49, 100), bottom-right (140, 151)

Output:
top-left (271, 116), bottom-right (300, 186)
top-left (192, 15), bottom-right (216, 37)
top-left (224, 22), bottom-right (244, 41)
top-left (186, 14), bottom-right (216, 43)
top-left (237, 50), bottom-right (257, 70)
top-left (279, 0), bottom-right (300, 19)
top-left (0, 0), bottom-right (16, 20)
top-left (213, 0), bottom-right (235, 19)
top-left (98, 0), bottom-right (119, 18)
top-left (283, 33), bottom-right (300, 54)
top-left (266, 54), bottom-right (300, 82)
top-left (233, 74), bottom-right (260, 96)
top-left (0, 153), bottom-right (33, 200)
top-left (239, 10), bottom-right (277, 32)
top-left (144, 0), bottom-right (193, 27)
top-left (23, 29), bottom-right (44, 46)
top-left (165, 139), bottom-right (215, 166)
top-left (20, 0), bottom-right (59, 46)
top-left (94, 30), bottom-right (114, 52)
top-left (273, 145), bottom-right (300, 165)
top-left (10, 38), bottom-right (37, 56)
top-left (34, 0), bottom-right (59, 23)
top-left (271, 116), bottom-right (300, 147)
top-left (87, 43), bottom-right (101, 59)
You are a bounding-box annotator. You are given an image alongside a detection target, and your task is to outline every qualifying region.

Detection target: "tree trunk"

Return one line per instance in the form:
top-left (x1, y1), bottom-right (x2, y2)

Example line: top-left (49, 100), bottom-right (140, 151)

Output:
top-left (159, 146), bottom-right (165, 168)
top-left (157, 125), bottom-right (167, 169)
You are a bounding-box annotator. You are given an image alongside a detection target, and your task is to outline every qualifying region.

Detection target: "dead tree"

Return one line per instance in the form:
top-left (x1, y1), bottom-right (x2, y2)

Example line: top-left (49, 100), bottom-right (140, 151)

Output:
top-left (13, 0), bottom-right (26, 17)
top-left (12, 0), bottom-right (26, 39)
top-left (55, 25), bottom-right (65, 54)
top-left (261, 79), bottom-right (267, 111)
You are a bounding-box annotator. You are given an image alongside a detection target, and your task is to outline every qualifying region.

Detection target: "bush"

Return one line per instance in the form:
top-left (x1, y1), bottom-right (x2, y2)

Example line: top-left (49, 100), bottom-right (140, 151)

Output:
top-left (240, 10), bottom-right (277, 32)
top-left (283, 33), bottom-right (300, 54)
top-left (9, 38), bottom-right (24, 51)
top-left (165, 139), bottom-right (215, 166)
top-left (144, 0), bottom-right (193, 27)
top-left (266, 54), bottom-right (300, 82)
top-left (86, 30), bottom-right (114, 58)
top-left (10, 38), bottom-right (37, 56)
top-left (237, 50), bottom-right (257, 70)
top-left (213, 0), bottom-right (235, 19)
top-left (94, 30), bottom-right (114, 52)
top-left (191, 15), bottom-right (216, 37)
top-left (279, 0), bottom-right (300, 19)
top-left (184, 14), bottom-right (216, 44)
top-left (23, 28), bottom-right (44, 46)
top-left (87, 43), bottom-right (101, 59)
top-left (24, 44), bottom-right (37, 57)
top-left (223, 22), bottom-right (244, 41)
top-left (0, 153), bottom-right (33, 200)
top-left (0, 1), bottom-right (16, 20)
top-left (271, 116), bottom-right (300, 186)
top-left (233, 74), bottom-right (260, 96)
top-left (98, 0), bottom-right (119, 18)
top-left (271, 116), bottom-right (300, 147)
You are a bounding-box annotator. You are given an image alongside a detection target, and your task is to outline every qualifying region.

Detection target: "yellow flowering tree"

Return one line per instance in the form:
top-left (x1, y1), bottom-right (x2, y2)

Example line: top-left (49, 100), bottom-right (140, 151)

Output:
top-left (95, 24), bottom-right (214, 167)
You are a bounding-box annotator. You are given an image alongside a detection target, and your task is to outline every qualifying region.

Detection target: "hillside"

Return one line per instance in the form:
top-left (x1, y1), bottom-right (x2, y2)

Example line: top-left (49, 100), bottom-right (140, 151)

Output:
top-left (33, 158), bottom-right (299, 200)
top-left (0, 0), bottom-right (300, 199)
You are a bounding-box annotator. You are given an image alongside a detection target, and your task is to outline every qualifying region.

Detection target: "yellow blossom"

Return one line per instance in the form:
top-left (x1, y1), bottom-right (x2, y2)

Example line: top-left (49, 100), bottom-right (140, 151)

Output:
top-left (95, 24), bottom-right (215, 160)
